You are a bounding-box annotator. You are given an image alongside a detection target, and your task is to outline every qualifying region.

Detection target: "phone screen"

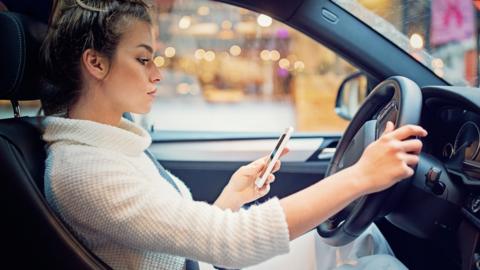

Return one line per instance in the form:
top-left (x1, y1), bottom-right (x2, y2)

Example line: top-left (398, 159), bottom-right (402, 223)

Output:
top-left (269, 134), bottom-right (286, 160)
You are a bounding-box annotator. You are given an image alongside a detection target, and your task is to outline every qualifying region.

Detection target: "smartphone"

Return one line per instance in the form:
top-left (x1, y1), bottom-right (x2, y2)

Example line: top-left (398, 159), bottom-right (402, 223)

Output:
top-left (255, 126), bottom-right (294, 188)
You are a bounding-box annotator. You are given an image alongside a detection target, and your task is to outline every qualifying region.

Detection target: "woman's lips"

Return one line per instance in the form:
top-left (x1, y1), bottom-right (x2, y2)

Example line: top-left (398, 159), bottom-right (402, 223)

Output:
top-left (147, 89), bottom-right (157, 97)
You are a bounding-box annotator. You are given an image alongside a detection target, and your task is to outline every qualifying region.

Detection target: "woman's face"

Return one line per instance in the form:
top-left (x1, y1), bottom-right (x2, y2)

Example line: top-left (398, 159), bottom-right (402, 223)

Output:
top-left (102, 20), bottom-right (161, 115)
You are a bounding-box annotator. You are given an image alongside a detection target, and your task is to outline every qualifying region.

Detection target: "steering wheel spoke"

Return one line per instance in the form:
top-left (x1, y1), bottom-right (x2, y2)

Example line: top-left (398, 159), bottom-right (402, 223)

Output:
top-left (338, 120), bottom-right (377, 171)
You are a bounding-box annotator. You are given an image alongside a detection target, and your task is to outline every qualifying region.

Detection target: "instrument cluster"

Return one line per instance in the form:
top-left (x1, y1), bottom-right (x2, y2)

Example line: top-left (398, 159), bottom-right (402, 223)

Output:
top-left (433, 107), bottom-right (480, 178)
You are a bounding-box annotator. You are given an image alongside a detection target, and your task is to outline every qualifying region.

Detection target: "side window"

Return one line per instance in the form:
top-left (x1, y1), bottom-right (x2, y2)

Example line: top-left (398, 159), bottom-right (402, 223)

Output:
top-left (0, 101), bottom-right (42, 119)
top-left (0, 0), bottom-right (360, 131)
top-left (138, 0), bottom-right (359, 133)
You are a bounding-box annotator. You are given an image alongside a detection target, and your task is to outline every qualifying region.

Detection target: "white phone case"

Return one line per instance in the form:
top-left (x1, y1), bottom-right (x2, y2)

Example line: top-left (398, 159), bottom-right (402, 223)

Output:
top-left (255, 126), bottom-right (294, 188)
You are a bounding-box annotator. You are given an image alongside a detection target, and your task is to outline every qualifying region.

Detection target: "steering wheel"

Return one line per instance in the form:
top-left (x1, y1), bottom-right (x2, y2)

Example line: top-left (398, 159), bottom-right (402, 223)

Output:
top-left (316, 76), bottom-right (423, 246)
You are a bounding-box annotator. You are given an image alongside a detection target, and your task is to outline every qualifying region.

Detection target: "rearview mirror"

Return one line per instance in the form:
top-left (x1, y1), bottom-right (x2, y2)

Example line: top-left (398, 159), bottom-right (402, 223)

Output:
top-left (335, 71), bottom-right (369, 120)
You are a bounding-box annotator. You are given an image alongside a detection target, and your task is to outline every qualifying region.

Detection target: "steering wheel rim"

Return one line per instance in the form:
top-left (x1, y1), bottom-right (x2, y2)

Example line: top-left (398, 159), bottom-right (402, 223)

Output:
top-left (316, 76), bottom-right (423, 246)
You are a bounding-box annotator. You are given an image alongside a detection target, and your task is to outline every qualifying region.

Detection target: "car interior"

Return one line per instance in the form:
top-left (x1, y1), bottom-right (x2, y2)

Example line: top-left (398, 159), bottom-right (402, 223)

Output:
top-left (2, 1), bottom-right (480, 270)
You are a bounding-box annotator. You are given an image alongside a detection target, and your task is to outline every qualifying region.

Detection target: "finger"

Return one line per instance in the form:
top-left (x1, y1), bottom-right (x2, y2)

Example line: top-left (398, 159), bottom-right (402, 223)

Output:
top-left (257, 175), bottom-right (275, 192)
top-left (252, 156), bottom-right (268, 167)
top-left (257, 183), bottom-right (271, 195)
top-left (403, 164), bottom-right (415, 178)
top-left (388, 124), bottom-right (428, 141)
top-left (238, 164), bottom-right (264, 179)
top-left (248, 158), bottom-right (267, 173)
top-left (402, 153), bottom-right (420, 166)
top-left (272, 160), bottom-right (281, 173)
top-left (279, 147), bottom-right (290, 158)
top-left (382, 121), bottom-right (395, 136)
top-left (256, 161), bottom-right (266, 172)
top-left (400, 139), bottom-right (423, 154)
top-left (267, 174), bottom-right (276, 184)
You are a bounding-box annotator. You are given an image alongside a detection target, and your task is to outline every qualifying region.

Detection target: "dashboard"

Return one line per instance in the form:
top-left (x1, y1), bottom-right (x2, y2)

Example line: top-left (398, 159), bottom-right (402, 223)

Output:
top-left (426, 107), bottom-right (480, 179)
top-left (375, 85), bottom-right (480, 270)
top-left (418, 87), bottom-right (480, 229)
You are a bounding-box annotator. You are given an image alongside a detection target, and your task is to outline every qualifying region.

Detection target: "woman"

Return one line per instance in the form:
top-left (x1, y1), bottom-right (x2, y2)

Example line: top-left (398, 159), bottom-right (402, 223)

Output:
top-left (41, 0), bottom-right (427, 269)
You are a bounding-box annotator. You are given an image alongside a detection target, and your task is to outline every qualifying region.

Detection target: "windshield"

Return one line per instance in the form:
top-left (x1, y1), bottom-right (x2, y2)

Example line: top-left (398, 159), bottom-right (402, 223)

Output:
top-left (334, 0), bottom-right (478, 87)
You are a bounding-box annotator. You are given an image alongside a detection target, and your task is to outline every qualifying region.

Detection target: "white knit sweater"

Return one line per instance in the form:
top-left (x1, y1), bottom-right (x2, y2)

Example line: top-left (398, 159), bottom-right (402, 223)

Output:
top-left (42, 116), bottom-right (290, 270)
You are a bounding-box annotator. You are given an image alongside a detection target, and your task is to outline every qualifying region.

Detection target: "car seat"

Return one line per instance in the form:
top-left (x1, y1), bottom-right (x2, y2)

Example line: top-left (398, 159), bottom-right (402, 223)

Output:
top-left (0, 11), bottom-right (110, 269)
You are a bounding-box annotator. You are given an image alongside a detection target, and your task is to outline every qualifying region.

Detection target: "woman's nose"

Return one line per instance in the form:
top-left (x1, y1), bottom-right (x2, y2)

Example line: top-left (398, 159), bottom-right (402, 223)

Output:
top-left (150, 65), bottom-right (162, 83)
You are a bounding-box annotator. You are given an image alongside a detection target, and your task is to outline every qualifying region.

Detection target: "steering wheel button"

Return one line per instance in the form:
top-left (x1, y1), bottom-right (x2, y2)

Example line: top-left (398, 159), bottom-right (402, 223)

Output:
top-left (426, 167), bottom-right (442, 183)
top-left (471, 196), bottom-right (480, 213)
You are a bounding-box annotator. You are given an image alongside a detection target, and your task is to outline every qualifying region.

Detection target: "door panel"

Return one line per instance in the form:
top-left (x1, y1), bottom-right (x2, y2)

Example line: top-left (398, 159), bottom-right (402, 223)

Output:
top-left (149, 138), bottom-right (323, 162)
top-left (151, 134), bottom-right (340, 203)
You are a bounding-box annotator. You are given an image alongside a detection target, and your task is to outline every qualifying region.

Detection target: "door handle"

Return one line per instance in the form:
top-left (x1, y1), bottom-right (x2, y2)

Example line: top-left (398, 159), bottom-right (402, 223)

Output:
top-left (317, 147), bottom-right (336, 160)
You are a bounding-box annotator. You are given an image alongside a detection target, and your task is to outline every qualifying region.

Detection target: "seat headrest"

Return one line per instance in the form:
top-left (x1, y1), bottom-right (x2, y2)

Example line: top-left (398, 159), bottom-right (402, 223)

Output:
top-left (0, 12), bottom-right (47, 101)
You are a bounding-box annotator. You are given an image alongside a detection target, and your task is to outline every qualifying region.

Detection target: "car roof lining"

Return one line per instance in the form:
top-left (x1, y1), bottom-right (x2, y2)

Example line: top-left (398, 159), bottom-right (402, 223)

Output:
top-left (215, 0), bottom-right (305, 21)
top-left (3, 0), bottom-right (446, 88)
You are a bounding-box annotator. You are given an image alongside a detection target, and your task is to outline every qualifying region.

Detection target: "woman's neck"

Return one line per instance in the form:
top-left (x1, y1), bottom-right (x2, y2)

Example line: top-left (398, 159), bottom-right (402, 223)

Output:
top-left (68, 89), bottom-right (123, 127)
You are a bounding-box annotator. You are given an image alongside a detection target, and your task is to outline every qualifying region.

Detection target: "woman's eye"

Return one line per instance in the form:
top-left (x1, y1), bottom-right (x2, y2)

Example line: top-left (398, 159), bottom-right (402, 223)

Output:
top-left (137, 58), bottom-right (150, 65)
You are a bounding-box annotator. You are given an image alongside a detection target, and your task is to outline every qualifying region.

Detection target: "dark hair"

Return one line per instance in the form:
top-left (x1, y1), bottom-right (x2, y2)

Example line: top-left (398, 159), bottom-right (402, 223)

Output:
top-left (40, 0), bottom-right (152, 115)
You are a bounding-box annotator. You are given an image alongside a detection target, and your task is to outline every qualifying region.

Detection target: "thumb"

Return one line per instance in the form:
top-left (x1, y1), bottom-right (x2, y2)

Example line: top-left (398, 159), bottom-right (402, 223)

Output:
top-left (252, 158), bottom-right (267, 173)
top-left (382, 121), bottom-right (395, 136)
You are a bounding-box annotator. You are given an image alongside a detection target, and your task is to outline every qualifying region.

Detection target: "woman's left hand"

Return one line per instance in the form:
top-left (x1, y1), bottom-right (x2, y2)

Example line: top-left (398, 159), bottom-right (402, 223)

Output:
top-left (214, 148), bottom-right (289, 211)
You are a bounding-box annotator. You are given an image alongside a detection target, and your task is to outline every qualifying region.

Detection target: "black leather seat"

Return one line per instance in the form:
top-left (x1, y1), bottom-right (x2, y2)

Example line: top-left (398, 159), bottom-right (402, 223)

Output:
top-left (0, 11), bottom-right (110, 269)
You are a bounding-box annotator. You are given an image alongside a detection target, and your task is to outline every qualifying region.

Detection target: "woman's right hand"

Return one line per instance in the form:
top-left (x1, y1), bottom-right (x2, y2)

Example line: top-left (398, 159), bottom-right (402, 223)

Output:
top-left (352, 121), bottom-right (428, 195)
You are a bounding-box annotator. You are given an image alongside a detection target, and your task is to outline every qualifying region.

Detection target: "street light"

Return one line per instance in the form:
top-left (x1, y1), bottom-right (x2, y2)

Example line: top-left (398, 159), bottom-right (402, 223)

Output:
top-left (257, 14), bottom-right (272, 27)
top-left (409, 33), bottom-right (424, 49)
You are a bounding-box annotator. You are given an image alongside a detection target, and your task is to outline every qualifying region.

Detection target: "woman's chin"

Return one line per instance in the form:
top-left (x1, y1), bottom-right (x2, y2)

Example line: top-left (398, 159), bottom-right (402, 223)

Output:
top-left (130, 106), bottom-right (152, 115)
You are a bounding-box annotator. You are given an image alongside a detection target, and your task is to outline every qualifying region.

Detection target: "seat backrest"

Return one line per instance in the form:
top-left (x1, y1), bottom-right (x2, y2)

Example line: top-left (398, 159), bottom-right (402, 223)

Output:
top-left (0, 11), bottom-right (110, 269)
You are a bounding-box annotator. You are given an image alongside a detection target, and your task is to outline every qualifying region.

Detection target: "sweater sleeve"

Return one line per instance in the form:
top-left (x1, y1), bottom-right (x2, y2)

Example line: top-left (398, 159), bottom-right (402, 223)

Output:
top-left (48, 151), bottom-right (290, 269)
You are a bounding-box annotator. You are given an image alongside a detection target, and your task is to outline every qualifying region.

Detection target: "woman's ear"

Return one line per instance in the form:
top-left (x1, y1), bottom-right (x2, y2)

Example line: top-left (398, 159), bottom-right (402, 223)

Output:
top-left (81, 49), bottom-right (109, 80)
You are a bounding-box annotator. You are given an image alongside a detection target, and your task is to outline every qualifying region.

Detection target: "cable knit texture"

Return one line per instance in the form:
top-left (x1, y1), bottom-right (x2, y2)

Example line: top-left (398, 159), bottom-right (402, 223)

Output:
top-left (42, 116), bottom-right (290, 270)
